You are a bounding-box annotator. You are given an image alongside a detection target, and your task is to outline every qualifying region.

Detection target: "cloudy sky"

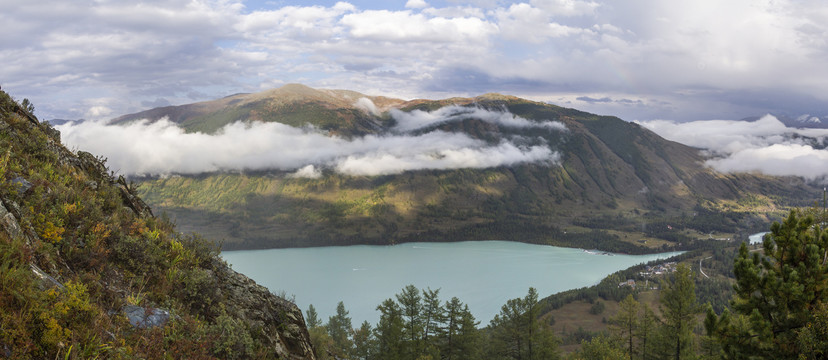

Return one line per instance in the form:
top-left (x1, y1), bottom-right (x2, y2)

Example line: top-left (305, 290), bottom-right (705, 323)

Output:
top-left (2, 0), bottom-right (827, 122)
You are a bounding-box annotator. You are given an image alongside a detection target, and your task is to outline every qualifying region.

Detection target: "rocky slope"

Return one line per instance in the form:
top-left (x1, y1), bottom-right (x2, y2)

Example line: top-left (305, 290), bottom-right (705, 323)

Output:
top-left (121, 85), bottom-right (818, 252)
top-left (0, 89), bottom-right (315, 358)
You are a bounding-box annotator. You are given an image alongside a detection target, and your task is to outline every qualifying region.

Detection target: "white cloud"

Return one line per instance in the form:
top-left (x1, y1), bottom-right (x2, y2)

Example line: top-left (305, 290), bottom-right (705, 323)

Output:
top-left (335, 142), bottom-right (556, 176)
top-left (354, 97), bottom-right (380, 116)
top-left (340, 10), bottom-right (496, 42)
top-left (706, 144), bottom-right (828, 179)
top-left (405, 0), bottom-right (430, 9)
top-left (637, 114), bottom-right (828, 180)
top-left (56, 106), bottom-right (562, 176)
top-left (390, 105), bottom-right (568, 132)
top-left (635, 115), bottom-right (791, 155)
top-left (529, 0), bottom-right (600, 16)
top-left (290, 165), bottom-right (323, 178)
top-left (495, 3), bottom-right (588, 43)
top-left (3, 0), bottom-right (828, 123)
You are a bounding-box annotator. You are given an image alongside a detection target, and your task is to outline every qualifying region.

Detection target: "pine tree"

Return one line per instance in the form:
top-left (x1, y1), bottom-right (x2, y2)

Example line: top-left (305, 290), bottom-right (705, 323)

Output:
top-left (797, 301), bottom-right (828, 359)
top-left (327, 301), bottom-right (354, 358)
top-left (573, 335), bottom-right (628, 360)
top-left (457, 304), bottom-right (481, 360)
top-left (375, 298), bottom-right (405, 360)
top-left (306, 304), bottom-right (321, 328)
top-left (396, 284), bottom-right (424, 358)
top-left (610, 294), bottom-right (640, 358)
top-left (709, 210), bottom-right (828, 358)
top-left (488, 287), bottom-right (559, 360)
top-left (524, 287), bottom-right (540, 360)
top-left (306, 303), bottom-right (334, 360)
top-left (657, 263), bottom-right (700, 360)
top-left (490, 296), bottom-right (526, 359)
top-left (352, 321), bottom-right (375, 360)
top-left (421, 287), bottom-right (445, 358)
top-left (636, 304), bottom-right (657, 360)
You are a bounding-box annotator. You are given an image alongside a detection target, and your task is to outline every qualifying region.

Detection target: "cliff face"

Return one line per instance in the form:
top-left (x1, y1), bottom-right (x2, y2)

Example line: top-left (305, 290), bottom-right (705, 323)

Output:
top-left (0, 89), bottom-right (315, 358)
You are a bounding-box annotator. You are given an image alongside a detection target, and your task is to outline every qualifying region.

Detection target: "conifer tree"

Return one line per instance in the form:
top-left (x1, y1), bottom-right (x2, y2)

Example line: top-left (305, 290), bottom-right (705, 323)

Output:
top-left (306, 304), bottom-right (321, 328)
top-left (657, 263), bottom-right (700, 360)
top-left (489, 287), bottom-right (559, 360)
top-left (421, 287), bottom-right (445, 358)
top-left (327, 301), bottom-right (354, 358)
top-left (443, 297), bottom-right (481, 360)
top-left (573, 335), bottom-right (628, 360)
top-left (708, 210), bottom-right (828, 359)
top-left (396, 285), bottom-right (424, 358)
top-left (352, 321), bottom-right (375, 360)
top-left (636, 304), bottom-right (657, 360)
top-left (375, 298), bottom-right (405, 360)
top-left (457, 303), bottom-right (481, 359)
top-left (610, 294), bottom-right (640, 358)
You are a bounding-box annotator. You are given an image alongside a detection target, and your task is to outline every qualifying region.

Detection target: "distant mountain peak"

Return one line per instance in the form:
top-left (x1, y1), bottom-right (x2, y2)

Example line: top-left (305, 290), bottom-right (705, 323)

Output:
top-left (475, 93), bottom-right (522, 102)
top-left (742, 113), bottom-right (828, 129)
top-left (796, 114), bottom-right (822, 124)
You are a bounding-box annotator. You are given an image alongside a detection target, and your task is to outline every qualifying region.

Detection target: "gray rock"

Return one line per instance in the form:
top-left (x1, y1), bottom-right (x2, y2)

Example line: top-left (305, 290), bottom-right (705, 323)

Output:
top-left (123, 305), bottom-right (172, 329)
top-left (0, 202), bottom-right (25, 241)
top-left (29, 263), bottom-right (65, 291)
top-left (10, 177), bottom-right (31, 195)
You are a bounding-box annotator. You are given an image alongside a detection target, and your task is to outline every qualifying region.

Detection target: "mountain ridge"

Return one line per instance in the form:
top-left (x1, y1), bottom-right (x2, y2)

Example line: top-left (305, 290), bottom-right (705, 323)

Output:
top-left (114, 84), bottom-right (820, 251)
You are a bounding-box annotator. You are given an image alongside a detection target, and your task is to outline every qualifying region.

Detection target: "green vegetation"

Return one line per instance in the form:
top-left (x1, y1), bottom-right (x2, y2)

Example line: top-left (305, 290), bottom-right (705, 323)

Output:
top-left (0, 90), bottom-right (312, 358)
top-left (707, 210), bottom-right (828, 358)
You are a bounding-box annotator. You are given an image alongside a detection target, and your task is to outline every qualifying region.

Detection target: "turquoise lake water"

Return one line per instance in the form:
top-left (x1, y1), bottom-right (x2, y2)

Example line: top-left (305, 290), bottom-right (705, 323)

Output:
top-left (221, 241), bottom-right (684, 326)
top-left (749, 232), bottom-right (769, 244)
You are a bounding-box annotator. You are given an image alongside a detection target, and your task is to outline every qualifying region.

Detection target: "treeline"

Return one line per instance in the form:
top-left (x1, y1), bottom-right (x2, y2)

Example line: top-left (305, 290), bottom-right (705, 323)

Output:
top-left (305, 264), bottom-right (711, 359)
top-left (305, 211), bottom-right (828, 359)
top-left (570, 205), bottom-right (758, 244)
top-left (540, 243), bottom-right (739, 316)
top-left (398, 219), bottom-right (661, 255)
top-left (305, 285), bottom-right (557, 360)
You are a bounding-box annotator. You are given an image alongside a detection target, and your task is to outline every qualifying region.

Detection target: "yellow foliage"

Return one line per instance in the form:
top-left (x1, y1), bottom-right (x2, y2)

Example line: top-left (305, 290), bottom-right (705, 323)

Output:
top-left (39, 313), bottom-right (70, 348)
top-left (60, 201), bottom-right (83, 217)
top-left (39, 221), bottom-right (65, 244)
top-left (128, 220), bottom-right (149, 236)
top-left (29, 207), bottom-right (65, 244)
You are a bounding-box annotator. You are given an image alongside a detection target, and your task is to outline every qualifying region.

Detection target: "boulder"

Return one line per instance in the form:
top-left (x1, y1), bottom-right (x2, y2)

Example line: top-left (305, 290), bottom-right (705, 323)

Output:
top-left (123, 305), bottom-right (172, 329)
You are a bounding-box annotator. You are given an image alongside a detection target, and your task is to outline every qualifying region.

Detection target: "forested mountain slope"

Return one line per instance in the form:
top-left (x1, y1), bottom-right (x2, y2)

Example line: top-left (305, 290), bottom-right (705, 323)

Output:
top-left (116, 84), bottom-right (818, 251)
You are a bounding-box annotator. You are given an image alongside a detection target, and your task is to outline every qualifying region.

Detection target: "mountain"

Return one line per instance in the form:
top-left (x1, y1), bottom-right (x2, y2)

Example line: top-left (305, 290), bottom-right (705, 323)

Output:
top-left (0, 90), bottom-right (315, 358)
top-left (121, 84), bottom-right (818, 252)
top-left (742, 113), bottom-right (828, 129)
top-left (111, 83), bottom-right (406, 136)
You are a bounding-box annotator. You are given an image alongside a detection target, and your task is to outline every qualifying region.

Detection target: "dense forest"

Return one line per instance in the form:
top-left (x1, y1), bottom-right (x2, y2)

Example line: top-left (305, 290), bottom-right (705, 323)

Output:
top-left (304, 210), bottom-right (828, 359)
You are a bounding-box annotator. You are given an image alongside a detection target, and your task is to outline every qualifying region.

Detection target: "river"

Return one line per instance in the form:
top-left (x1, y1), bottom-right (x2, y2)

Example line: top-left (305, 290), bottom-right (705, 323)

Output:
top-left (221, 241), bottom-right (683, 326)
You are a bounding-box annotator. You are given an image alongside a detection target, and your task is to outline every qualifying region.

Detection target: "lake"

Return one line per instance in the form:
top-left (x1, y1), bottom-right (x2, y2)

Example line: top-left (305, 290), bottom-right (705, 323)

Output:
top-left (221, 241), bottom-right (684, 326)
top-left (749, 232), bottom-right (769, 244)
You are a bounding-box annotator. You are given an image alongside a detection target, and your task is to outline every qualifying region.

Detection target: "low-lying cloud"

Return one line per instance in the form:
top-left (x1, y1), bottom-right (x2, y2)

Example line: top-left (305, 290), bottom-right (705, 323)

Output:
top-left (636, 115), bottom-right (828, 180)
top-left (390, 105), bottom-right (568, 132)
top-left (57, 107), bottom-right (564, 177)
